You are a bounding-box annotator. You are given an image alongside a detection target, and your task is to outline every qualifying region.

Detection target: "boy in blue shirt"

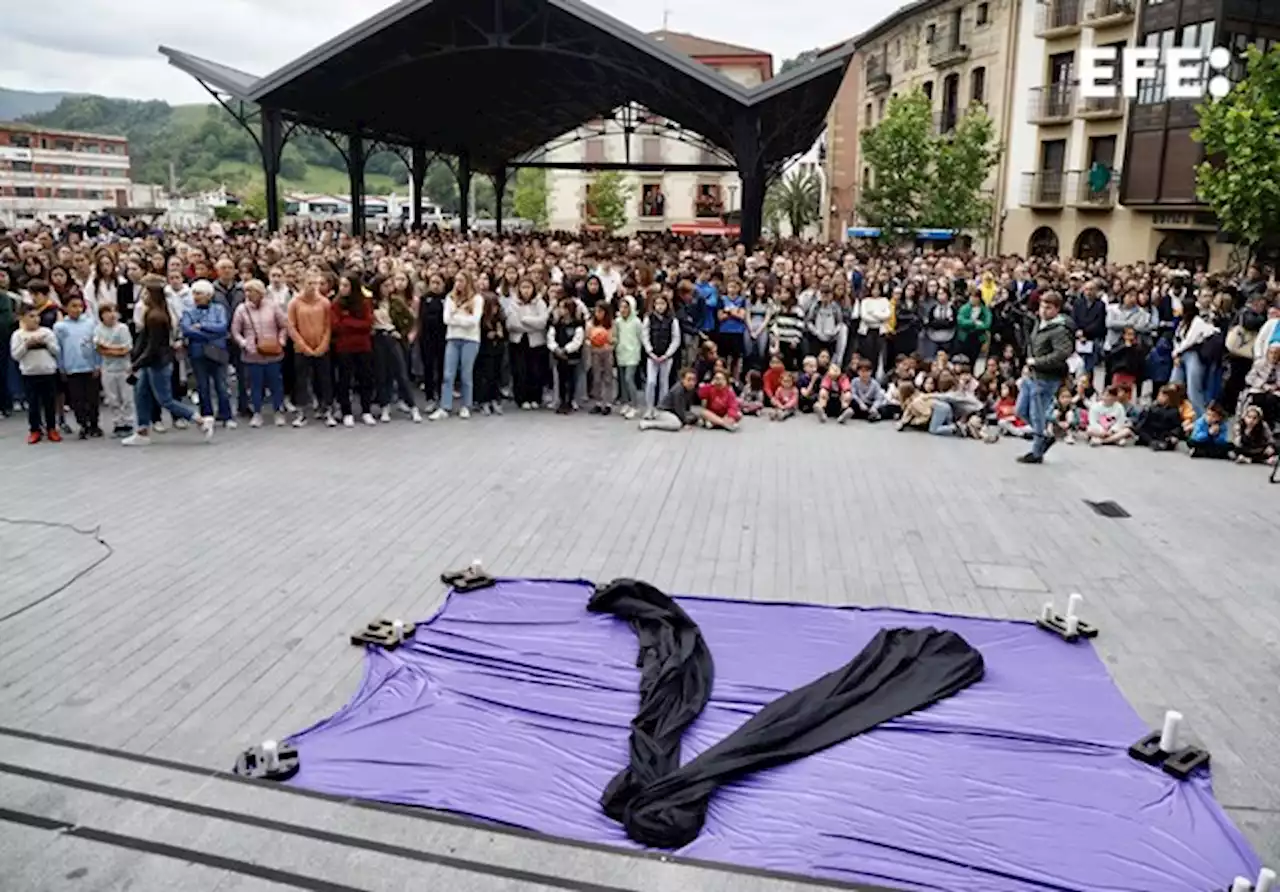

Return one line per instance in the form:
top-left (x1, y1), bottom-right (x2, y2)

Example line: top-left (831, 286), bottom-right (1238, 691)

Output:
top-left (54, 293), bottom-right (102, 438)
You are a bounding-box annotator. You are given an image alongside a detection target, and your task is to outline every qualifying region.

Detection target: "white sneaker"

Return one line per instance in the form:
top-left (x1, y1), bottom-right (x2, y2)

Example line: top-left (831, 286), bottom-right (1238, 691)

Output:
top-left (380, 407), bottom-right (392, 423)
top-left (249, 414), bottom-right (263, 428)
top-left (292, 414), bottom-right (308, 428)
top-left (122, 433), bottom-right (151, 447)
top-left (411, 407), bottom-right (422, 423)
top-left (275, 414), bottom-right (286, 427)
top-left (343, 414), bottom-right (355, 428)
top-left (324, 413), bottom-right (337, 428)
top-left (482, 403), bottom-right (492, 416)
top-left (173, 418), bottom-right (189, 431)
top-left (459, 407), bottom-right (471, 420)
top-left (153, 422), bottom-right (167, 434)
top-left (284, 398), bottom-right (296, 413)
top-left (428, 408), bottom-right (448, 421)
top-left (397, 401), bottom-right (412, 415)
top-left (200, 416), bottom-right (215, 441)
top-left (521, 402), bottom-right (533, 410)
top-left (361, 413), bottom-right (377, 426)
top-left (223, 419), bottom-right (238, 430)
top-left (492, 402), bottom-right (504, 416)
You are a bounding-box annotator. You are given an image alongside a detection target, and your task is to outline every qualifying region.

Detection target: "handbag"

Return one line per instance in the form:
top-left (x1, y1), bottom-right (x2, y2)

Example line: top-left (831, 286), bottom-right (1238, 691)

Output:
top-left (246, 307), bottom-right (283, 357)
top-left (202, 343), bottom-right (230, 365)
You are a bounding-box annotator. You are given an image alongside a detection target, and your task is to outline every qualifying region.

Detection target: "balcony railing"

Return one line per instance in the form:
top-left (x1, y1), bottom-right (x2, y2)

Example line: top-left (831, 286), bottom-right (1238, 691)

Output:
top-left (1085, 0), bottom-right (1135, 26)
top-left (1078, 93), bottom-right (1124, 118)
top-left (1035, 0), bottom-right (1082, 36)
top-left (1028, 83), bottom-right (1075, 123)
top-left (1023, 171), bottom-right (1066, 208)
top-left (1070, 168), bottom-right (1120, 209)
top-left (867, 62), bottom-right (891, 93)
top-left (928, 28), bottom-right (970, 67)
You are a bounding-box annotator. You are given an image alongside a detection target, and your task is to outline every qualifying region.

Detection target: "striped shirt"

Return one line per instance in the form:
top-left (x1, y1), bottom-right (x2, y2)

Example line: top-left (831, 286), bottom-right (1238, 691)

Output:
top-left (771, 308), bottom-right (805, 347)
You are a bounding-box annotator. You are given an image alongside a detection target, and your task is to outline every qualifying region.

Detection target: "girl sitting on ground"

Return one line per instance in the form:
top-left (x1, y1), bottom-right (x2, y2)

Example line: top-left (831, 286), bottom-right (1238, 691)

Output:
top-left (897, 382), bottom-right (933, 431)
top-left (1234, 404), bottom-right (1277, 465)
top-left (815, 361), bottom-right (851, 423)
top-left (770, 371), bottom-right (798, 421)
top-left (1134, 384), bottom-right (1184, 451)
top-left (740, 370), bottom-right (765, 416)
top-left (994, 381), bottom-right (1031, 439)
top-left (697, 369), bottom-right (741, 431)
top-left (1086, 386), bottom-right (1134, 447)
top-left (1050, 385), bottom-right (1081, 445)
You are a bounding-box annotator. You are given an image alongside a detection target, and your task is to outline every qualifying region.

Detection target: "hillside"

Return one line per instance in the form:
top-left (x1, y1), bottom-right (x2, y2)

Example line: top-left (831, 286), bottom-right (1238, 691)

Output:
top-left (0, 87), bottom-right (79, 120)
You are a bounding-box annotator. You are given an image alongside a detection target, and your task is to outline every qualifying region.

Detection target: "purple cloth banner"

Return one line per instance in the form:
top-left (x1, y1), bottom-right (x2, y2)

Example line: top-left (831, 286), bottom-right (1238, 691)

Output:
top-left (285, 579), bottom-right (1260, 891)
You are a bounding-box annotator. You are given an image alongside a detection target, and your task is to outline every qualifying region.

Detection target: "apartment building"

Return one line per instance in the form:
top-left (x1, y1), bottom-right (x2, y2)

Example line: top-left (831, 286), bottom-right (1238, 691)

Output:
top-left (544, 31), bottom-right (772, 236)
top-left (826, 0), bottom-right (1020, 247)
top-left (1002, 0), bottom-right (1279, 267)
top-left (0, 122), bottom-right (132, 227)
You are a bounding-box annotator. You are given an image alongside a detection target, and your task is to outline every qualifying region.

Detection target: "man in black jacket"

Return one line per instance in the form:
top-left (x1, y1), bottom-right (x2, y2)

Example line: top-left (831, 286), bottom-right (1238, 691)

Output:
top-left (1071, 280), bottom-right (1107, 376)
top-left (1018, 292), bottom-right (1075, 465)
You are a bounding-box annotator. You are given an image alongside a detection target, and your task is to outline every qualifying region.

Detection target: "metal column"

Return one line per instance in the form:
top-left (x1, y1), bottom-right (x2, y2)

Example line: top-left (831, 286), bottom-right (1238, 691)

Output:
top-left (456, 151), bottom-right (472, 236)
top-left (260, 108), bottom-right (284, 233)
top-left (410, 145), bottom-right (427, 230)
top-left (348, 133), bottom-right (366, 237)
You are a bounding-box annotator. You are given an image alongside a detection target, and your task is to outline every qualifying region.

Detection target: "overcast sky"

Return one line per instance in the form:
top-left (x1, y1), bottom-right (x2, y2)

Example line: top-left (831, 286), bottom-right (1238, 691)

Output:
top-left (1, 0), bottom-right (906, 104)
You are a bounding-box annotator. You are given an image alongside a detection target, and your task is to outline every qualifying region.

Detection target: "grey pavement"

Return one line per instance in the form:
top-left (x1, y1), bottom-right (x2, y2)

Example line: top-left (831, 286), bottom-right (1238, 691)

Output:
top-left (0, 409), bottom-right (1277, 890)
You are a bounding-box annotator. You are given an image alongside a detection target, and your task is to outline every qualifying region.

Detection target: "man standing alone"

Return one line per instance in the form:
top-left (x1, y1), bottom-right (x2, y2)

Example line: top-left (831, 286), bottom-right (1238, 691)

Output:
top-left (1017, 292), bottom-right (1074, 465)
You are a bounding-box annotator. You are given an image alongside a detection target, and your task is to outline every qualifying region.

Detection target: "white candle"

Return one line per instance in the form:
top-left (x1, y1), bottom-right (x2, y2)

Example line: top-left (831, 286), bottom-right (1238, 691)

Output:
top-left (392, 619), bottom-right (405, 642)
top-left (262, 739), bottom-right (279, 771)
top-left (1159, 711), bottom-right (1183, 753)
top-left (1041, 602), bottom-right (1055, 621)
top-left (1256, 867), bottom-right (1276, 892)
top-left (471, 558), bottom-right (484, 573)
top-left (1230, 878), bottom-right (1252, 892)
top-left (1066, 593), bottom-right (1083, 619)
top-left (1064, 614), bottom-right (1079, 637)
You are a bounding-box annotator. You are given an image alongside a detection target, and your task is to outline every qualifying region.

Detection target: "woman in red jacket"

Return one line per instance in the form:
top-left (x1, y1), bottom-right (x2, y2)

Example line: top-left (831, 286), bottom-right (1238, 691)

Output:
top-left (696, 369), bottom-right (741, 432)
top-left (331, 273), bottom-right (376, 428)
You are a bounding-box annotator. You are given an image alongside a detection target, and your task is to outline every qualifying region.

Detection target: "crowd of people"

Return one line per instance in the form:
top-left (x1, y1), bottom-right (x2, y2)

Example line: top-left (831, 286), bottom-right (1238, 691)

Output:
top-left (1, 218), bottom-right (1278, 470)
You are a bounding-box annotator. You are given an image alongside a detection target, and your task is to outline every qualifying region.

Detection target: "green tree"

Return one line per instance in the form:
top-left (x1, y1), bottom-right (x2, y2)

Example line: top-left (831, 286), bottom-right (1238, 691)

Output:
top-left (924, 103), bottom-right (1000, 236)
top-left (764, 167), bottom-right (822, 236)
top-left (1194, 44), bottom-right (1280, 264)
top-left (512, 168), bottom-right (549, 227)
top-left (585, 170), bottom-right (633, 234)
top-left (241, 185), bottom-right (285, 223)
top-left (780, 49), bottom-right (819, 74)
top-left (859, 91), bottom-right (933, 239)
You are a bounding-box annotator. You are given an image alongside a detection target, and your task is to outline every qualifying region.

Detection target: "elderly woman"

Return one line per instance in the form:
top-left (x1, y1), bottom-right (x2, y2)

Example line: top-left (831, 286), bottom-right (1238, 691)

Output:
top-left (1245, 342), bottom-right (1280, 427)
top-left (231, 278), bottom-right (289, 427)
top-left (180, 279), bottom-right (234, 428)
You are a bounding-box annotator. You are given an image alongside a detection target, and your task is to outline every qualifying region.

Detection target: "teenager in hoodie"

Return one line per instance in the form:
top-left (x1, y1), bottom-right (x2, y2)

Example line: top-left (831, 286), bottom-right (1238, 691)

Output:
top-left (505, 278), bottom-right (549, 410)
top-left (639, 367), bottom-right (701, 432)
top-left (613, 298), bottom-right (643, 420)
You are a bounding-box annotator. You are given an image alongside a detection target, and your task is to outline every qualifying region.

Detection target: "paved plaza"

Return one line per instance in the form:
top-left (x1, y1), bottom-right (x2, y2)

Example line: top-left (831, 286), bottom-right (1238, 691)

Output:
top-left (1, 411), bottom-right (1277, 890)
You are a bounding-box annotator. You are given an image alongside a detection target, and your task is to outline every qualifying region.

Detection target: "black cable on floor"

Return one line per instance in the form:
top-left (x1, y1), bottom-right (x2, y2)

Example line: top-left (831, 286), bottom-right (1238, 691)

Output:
top-left (0, 517), bottom-right (113, 625)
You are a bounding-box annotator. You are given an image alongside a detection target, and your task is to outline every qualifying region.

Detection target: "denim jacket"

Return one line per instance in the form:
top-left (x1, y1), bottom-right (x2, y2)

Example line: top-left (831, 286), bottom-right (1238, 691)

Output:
top-left (180, 302), bottom-right (230, 360)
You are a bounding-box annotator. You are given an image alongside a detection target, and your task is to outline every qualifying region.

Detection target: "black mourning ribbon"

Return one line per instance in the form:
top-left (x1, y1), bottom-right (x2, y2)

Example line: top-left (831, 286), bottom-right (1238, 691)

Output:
top-left (588, 579), bottom-right (986, 849)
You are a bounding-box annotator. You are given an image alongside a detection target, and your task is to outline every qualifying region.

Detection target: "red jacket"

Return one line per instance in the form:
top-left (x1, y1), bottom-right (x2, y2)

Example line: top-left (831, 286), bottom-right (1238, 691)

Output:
top-left (698, 383), bottom-right (741, 421)
top-left (331, 298), bottom-right (373, 354)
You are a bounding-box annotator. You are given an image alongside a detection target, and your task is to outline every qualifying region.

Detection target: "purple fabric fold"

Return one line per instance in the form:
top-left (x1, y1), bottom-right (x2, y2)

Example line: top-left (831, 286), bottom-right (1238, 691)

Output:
top-left (284, 578), bottom-right (1260, 892)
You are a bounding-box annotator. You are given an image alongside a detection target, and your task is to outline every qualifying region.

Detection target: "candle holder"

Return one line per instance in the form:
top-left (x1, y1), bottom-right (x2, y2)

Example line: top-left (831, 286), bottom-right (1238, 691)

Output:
top-left (1034, 595), bottom-right (1098, 642)
top-left (233, 741), bottom-right (300, 781)
top-left (1128, 709), bottom-right (1211, 780)
top-left (441, 562), bottom-right (497, 593)
top-left (350, 618), bottom-right (416, 650)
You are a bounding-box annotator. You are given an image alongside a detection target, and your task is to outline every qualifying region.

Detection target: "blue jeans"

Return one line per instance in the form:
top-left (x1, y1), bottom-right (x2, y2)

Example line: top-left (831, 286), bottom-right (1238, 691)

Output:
top-left (191, 356), bottom-right (232, 421)
top-left (247, 361), bottom-right (285, 413)
top-left (1020, 377), bottom-right (1060, 458)
top-left (135, 363), bottom-right (195, 430)
top-left (440, 339), bottom-right (479, 411)
top-left (1079, 338), bottom-right (1101, 374)
top-left (1172, 350), bottom-right (1206, 418)
top-left (744, 328), bottom-right (769, 368)
top-left (928, 401), bottom-right (956, 435)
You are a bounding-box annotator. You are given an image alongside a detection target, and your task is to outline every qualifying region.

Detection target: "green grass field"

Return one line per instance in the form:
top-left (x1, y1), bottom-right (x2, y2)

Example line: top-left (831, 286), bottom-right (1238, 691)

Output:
top-left (206, 160), bottom-right (399, 197)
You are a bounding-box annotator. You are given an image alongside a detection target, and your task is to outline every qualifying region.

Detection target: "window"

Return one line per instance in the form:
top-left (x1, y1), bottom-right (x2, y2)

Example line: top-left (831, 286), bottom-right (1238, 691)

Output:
top-left (892, 39), bottom-right (900, 59)
top-left (878, 98), bottom-right (886, 118)
top-left (54, 139), bottom-right (74, 151)
top-left (1137, 29), bottom-right (1174, 103)
top-left (1040, 139), bottom-right (1067, 173)
top-left (1088, 135), bottom-right (1117, 168)
top-left (976, 2), bottom-right (989, 25)
top-left (15, 186), bottom-right (35, 197)
top-left (923, 81), bottom-right (935, 102)
top-left (56, 188), bottom-right (77, 198)
top-left (926, 23), bottom-right (937, 43)
top-left (695, 183), bottom-right (723, 219)
top-left (865, 102), bottom-right (874, 124)
top-left (640, 183), bottom-right (665, 217)
top-left (950, 8), bottom-right (963, 42)
top-left (84, 143), bottom-right (100, 153)
top-left (862, 167), bottom-right (871, 189)
top-left (10, 133), bottom-right (31, 148)
top-left (87, 167), bottom-right (103, 177)
top-left (941, 73), bottom-right (961, 131)
top-left (58, 164), bottom-right (76, 175)
top-left (1048, 51), bottom-right (1074, 85)
top-left (970, 67), bottom-right (986, 104)
top-left (11, 161), bottom-right (32, 172)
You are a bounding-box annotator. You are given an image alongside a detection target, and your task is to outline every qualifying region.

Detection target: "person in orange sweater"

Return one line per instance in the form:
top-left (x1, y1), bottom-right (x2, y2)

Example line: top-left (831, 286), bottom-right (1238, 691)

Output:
top-left (287, 272), bottom-right (333, 427)
top-left (330, 273), bottom-right (376, 428)
top-left (696, 369), bottom-right (741, 431)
